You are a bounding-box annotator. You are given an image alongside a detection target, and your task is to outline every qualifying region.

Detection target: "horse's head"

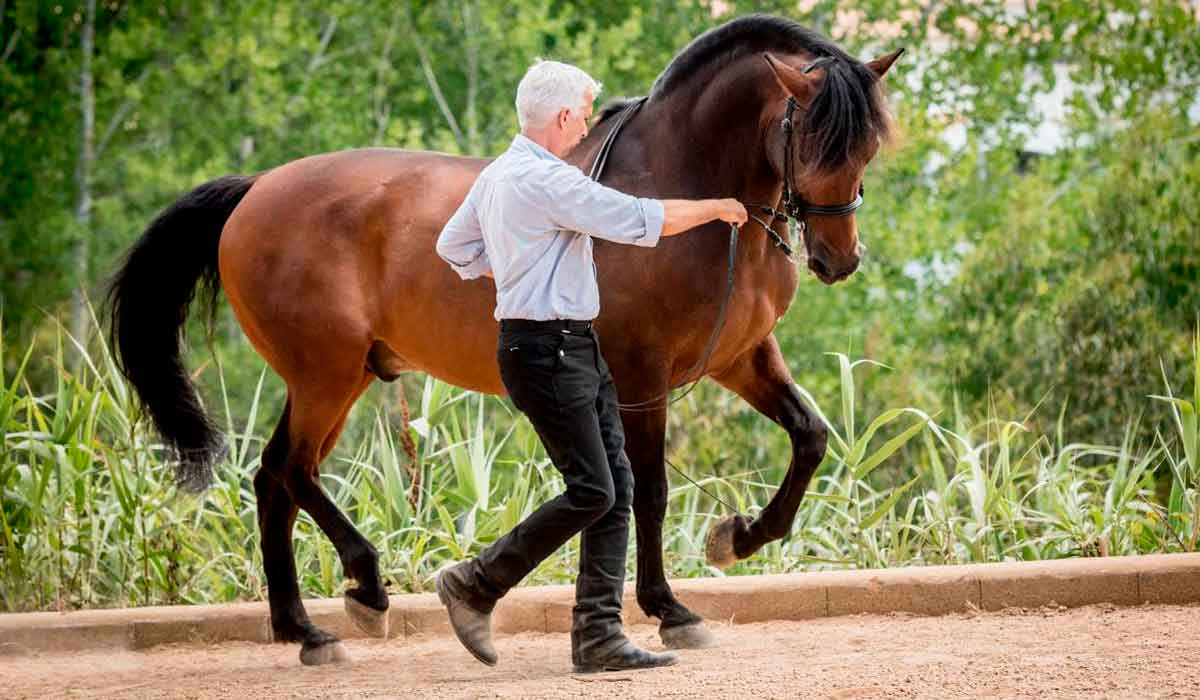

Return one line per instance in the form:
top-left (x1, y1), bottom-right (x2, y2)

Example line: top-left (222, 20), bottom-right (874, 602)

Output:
top-left (762, 48), bottom-right (902, 284)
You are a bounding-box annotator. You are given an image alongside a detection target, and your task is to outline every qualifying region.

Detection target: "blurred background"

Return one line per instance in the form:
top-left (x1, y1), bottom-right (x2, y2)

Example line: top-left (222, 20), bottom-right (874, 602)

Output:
top-left (1, 1), bottom-right (1198, 613)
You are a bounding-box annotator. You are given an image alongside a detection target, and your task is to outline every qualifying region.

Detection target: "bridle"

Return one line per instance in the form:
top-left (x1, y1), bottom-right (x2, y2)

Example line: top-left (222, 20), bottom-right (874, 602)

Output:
top-left (584, 60), bottom-right (864, 413)
top-left (745, 58), bottom-right (866, 258)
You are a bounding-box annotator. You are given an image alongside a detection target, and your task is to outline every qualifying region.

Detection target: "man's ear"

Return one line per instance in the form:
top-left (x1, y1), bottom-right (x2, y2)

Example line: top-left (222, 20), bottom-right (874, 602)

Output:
top-left (865, 48), bottom-right (905, 80)
top-left (762, 52), bottom-right (823, 106)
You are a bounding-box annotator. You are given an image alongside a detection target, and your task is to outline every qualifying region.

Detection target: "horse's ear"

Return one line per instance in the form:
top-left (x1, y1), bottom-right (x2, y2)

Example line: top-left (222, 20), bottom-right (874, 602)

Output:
top-left (866, 48), bottom-right (905, 80)
top-left (762, 52), bottom-right (822, 106)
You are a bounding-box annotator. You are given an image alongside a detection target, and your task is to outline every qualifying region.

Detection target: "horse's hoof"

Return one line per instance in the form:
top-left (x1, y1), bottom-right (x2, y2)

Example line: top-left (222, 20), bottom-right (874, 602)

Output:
top-left (299, 639), bottom-right (350, 666)
top-left (660, 622), bottom-right (717, 649)
top-left (344, 592), bottom-right (389, 639)
top-left (705, 514), bottom-right (746, 569)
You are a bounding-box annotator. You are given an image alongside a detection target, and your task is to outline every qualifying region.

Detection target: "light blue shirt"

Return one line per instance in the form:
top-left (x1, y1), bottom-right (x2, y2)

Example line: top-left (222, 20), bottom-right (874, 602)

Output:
top-left (436, 133), bottom-right (665, 321)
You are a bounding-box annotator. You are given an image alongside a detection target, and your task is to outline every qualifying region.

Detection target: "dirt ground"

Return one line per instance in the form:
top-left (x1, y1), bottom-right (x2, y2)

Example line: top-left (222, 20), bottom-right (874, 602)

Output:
top-left (3, 603), bottom-right (1199, 699)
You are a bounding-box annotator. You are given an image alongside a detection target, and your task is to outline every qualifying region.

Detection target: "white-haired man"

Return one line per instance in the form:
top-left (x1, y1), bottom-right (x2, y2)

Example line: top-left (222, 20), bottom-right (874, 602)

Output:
top-left (435, 59), bottom-right (746, 673)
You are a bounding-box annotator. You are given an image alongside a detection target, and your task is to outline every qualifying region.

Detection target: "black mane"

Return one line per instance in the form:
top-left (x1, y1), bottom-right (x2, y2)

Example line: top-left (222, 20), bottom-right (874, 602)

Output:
top-left (650, 14), bottom-right (848, 97)
top-left (647, 13), bottom-right (892, 173)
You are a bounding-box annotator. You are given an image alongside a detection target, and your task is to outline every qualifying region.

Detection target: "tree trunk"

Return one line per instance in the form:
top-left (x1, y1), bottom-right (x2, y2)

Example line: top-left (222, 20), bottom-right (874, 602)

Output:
top-left (463, 0), bottom-right (479, 155)
top-left (71, 0), bottom-right (95, 353)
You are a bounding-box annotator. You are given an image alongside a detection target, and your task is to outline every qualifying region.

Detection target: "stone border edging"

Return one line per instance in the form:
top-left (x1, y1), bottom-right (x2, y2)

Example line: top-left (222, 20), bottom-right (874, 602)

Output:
top-left (2, 553), bottom-right (1197, 654)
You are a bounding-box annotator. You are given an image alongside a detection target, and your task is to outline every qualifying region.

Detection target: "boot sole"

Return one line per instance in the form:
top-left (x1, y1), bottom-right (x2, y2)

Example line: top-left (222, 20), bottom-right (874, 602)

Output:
top-left (572, 656), bottom-right (679, 674)
top-left (436, 571), bottom-right (498, 667)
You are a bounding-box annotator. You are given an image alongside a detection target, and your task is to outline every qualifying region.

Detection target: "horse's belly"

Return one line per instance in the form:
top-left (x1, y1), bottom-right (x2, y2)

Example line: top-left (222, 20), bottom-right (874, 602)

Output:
top-left (373, 267), bottom-right (507, 395)
top-left (379, 332), bottom-right (507, 395)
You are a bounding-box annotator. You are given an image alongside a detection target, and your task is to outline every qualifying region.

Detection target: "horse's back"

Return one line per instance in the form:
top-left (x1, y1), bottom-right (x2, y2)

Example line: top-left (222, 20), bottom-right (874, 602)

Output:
top-left (217, 148), bottom-right (493, 385)
top-left (229, 147), bottom-right (487, 238)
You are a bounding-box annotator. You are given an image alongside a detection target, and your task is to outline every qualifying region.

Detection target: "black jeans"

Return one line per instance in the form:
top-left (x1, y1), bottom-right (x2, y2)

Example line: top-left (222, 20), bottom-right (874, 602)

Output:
top-left (458, 319), bottom-right (633, 654)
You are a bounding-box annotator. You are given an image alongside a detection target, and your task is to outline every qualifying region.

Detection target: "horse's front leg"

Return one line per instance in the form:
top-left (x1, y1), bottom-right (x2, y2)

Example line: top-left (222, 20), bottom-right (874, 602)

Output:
top-left (706, 333), bottom-right (828, 566)
top-left (621, 381), bottom-right (717, 650)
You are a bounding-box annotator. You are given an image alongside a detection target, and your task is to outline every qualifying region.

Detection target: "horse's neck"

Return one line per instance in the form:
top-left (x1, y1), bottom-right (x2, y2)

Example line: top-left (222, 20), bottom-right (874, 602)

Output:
top-left (642, 87), bottom-right (783, 208)
top-left (643, 83), bottom-right (800, 290)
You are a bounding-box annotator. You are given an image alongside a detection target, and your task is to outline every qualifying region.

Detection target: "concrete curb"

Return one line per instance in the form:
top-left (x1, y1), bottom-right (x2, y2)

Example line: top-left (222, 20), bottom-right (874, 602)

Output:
top-left (2, 553), bottom-right (1197, 655)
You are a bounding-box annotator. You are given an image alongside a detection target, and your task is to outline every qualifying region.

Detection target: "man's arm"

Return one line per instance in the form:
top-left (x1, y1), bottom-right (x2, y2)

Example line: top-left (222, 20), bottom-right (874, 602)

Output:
top-left (435, 191), bottom-right (493, 280)
top-left (534, 162), bottom-right (665, 247)
top-left (536, 162), bottom-right (746, 246)
top-left (659, 199), bottom-right (747, 237)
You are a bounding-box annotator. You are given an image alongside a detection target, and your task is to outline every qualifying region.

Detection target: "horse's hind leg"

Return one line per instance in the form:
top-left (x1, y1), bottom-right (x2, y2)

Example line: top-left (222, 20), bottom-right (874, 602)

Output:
top-left (256, 372), bottom-right (387, 665)
top-left (255, 400), bottom-right (309, 644)
top-left (319, 376), bottom-right (391, 639)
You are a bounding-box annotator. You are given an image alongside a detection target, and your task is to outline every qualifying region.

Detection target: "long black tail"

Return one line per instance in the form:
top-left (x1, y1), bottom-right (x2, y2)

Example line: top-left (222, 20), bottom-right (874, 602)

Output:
top-left (106, 175), bottom-right (256, 491)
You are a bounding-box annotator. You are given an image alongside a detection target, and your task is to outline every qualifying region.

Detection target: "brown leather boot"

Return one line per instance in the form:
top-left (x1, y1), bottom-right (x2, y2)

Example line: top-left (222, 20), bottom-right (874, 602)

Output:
top-left (436, 563), bottom-right (498, 666)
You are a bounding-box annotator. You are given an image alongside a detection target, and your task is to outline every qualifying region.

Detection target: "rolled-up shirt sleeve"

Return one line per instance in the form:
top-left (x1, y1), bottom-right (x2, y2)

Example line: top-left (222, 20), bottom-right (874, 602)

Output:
top-left (436, 190), bottom-right (493, 280)
top-left (534, 161), bottom-right (664, 248)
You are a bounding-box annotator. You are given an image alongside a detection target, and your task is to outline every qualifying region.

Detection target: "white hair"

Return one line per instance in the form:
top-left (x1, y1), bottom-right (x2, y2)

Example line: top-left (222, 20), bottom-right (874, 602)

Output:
top-left (515, 59), bottom-right (602, 130)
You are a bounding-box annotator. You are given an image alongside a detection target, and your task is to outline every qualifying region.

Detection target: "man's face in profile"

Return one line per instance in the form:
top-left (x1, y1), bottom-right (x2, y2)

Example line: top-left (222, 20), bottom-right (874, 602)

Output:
top-left (561, 89), bottom-right (594, 152)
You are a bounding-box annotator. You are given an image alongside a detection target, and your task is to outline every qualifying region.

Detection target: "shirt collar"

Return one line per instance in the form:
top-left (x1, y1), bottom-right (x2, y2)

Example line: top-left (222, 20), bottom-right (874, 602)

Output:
top-left (511, 133), bottom-right (561, 162)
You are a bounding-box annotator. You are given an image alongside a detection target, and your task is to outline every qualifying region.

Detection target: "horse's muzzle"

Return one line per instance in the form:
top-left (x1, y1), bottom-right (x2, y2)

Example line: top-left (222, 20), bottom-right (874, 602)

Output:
top-left (807, 241), bottom-right (862, 284)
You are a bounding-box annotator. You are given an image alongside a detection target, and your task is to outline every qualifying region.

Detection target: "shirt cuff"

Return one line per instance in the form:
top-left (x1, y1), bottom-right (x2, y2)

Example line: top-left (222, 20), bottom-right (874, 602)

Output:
top-left (451, 253), bottom-right (492, 280)
top-left (635, 198), bottom-right (665, 248)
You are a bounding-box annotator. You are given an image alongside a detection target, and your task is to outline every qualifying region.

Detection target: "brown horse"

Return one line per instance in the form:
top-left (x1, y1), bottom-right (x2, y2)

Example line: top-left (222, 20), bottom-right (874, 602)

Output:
top-left (107, 15), bottom-right (900, 665)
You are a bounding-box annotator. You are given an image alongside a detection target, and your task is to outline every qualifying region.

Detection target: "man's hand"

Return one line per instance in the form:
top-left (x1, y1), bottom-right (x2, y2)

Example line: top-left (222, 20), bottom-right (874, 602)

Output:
top-left (661, 198), bottom-right (749, 237)
top-left (712, 198), bottom-right (748, 226)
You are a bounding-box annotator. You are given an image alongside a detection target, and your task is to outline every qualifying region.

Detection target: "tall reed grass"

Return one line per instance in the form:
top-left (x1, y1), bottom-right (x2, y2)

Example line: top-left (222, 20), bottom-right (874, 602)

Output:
top-left (2, 317), bottom-right (1196, 612)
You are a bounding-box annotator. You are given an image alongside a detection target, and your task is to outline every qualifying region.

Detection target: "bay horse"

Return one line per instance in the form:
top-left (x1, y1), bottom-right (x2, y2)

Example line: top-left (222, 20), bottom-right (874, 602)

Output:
top-left (107, 14), bottom-right (900, 665)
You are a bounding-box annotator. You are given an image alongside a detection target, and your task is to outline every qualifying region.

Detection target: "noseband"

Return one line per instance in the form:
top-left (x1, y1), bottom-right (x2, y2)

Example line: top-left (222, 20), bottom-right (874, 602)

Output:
top-left (747, 92), bottom-right (865, 259)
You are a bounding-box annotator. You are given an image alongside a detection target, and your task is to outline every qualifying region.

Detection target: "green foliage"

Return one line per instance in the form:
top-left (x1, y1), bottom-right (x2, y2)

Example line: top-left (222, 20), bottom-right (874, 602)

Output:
top-left (937, 113), bottom-right (1199, 442)
top-left (2, 1), bottom-right (1200, 612)
top-left (4, 2), bottom-right (1197, 444)
top-left (1152, 326), bottom-right (1200, 549)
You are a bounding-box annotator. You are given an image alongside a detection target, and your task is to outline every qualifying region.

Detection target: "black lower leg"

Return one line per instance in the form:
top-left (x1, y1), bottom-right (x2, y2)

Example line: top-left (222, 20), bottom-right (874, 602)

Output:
top-left (625, 401), bottom-right (702, 630)
top-left (715, 365), bottom-right (829, 561)
top-left (254, 467), bottom-right (312, 642)
top-left (260, 473), bottom-right (346, 657)
top-left (289, 472), bottom-right (388, 611)
top-left (632, 477), bottom-right (701, 628)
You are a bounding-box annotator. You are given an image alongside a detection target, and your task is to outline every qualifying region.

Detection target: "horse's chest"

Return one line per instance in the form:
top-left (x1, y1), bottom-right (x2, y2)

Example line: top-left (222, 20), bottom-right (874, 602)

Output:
top-left (742, 261), bottom-right (800, 331)
top-left (720, 270), bottom-right (797, 360)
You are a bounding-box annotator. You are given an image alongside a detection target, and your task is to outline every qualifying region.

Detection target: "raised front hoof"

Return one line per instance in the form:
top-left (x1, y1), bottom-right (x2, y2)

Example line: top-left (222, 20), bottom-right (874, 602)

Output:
top-left (344, 591), bottom-right (389, 639)
top-left (705, 513), bottom-right (750, 569)
top-left (660, 621), bottom-right (717, 649)
top-left (299, 638), bottom-right (350, 666)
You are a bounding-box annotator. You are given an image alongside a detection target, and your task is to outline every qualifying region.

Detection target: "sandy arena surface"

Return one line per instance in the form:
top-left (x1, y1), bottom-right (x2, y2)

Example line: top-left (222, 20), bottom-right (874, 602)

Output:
top-left (3, 603), bottom-right (1199, 699)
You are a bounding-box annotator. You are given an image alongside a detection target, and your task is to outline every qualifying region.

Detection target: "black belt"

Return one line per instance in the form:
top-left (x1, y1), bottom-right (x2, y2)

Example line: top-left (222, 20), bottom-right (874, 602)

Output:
top-left (500, 318), bottom-right (593, 334)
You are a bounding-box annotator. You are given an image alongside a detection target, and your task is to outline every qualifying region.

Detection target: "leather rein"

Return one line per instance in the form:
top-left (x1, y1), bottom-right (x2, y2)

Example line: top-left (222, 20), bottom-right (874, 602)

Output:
top-left (585, 63), bottom-right (865, 413)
